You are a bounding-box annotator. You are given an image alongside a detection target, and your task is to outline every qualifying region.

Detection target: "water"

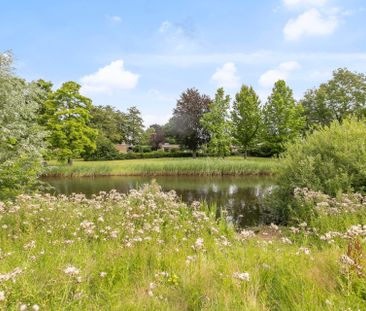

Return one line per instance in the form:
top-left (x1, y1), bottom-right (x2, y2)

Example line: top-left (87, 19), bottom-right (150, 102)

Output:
top-left (44, 175), bottom-right (275, 227)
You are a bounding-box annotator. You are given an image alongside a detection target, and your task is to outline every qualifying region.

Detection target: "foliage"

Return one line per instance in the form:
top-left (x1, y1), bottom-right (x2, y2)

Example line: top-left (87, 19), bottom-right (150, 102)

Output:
top-left (141, 127), bottom-right (156, 147)
top-left (0, 52), bottom-right (46, 199)
top-left (301, 68), bottom-right (366, 129)
top-left (268, 118), bottom-right (366, 222)
top-left (171, 88), bottom-right (211, 156)
top-left (149, 124), bottom-right (165, 150)
top-left (1, 184), bottom-right (366, 309)
top-left (263, 80), bottom-right (305, 155)
top-left (81, 134), bottom-right (120, 161)
top-left (125, 106), bottom-right (144, 146)
top-left (201, 88), bottom-right (232, 157)
top-left (231, 85), bottom-right (262, 157)
top-left (90, 105), bottom-right (127, 144)
top-left (43, 81), bottom-right (97, 164)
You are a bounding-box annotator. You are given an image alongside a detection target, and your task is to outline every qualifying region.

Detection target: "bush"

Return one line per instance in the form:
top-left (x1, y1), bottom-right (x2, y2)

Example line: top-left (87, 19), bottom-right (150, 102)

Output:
top-left (82, 135), bottom-right (120, 161)
top-left (268, 118), bottom-right (366, 223)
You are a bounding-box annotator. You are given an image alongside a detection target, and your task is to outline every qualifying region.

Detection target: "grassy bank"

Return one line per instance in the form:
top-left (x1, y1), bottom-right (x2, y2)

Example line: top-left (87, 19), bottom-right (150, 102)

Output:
top-left (1, 183), bottom-right (366, 310)
top-left (44, 157), bottom-right (281, 177)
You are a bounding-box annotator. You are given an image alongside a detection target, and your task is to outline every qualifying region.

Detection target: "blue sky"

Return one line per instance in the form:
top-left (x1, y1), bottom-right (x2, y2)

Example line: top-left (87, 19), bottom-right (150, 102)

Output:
top-left (1, 0), bottom-right (366, 125)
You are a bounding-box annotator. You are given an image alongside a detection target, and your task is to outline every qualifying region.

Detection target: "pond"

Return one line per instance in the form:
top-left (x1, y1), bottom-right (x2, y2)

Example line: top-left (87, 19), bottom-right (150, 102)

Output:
top-left (44, 176), bottom-right (275, 227)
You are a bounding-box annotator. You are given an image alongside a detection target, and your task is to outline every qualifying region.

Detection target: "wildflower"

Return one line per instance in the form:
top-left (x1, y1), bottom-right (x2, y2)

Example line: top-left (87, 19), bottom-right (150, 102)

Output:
top-left (239, 229), bottom-right (255, 240)
top-left (23, 240), bottom-right (36, 250)
top-left (20, 304), bottom-right (28, 311)
top-left (296, 247), bottom-right (311, 255)
top-left (32, 305), bottom-right (40, 311)
top-left (281, 237), bottom-right (292, 244)
top-left (100, 272), bottom-right (107, 278)
top-left (233, 272), bottom-right (250, 282)
top-left (63, 265), bottom-right (80, 276)
top-left (340, 254), bottom-right (355, 266)
top-left (192, 238), bottom-right (204, 251)
top-left (270, 223), bottom-right (279, 231)
top-left (0, 290), bottom-right (5, 301)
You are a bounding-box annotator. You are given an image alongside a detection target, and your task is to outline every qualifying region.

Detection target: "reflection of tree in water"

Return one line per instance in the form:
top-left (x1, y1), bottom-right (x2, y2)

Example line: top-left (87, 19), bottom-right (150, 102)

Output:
top-left (45, 176), bottom-right (274, 228)
top-left (175, 183), bottom-right (272, 227)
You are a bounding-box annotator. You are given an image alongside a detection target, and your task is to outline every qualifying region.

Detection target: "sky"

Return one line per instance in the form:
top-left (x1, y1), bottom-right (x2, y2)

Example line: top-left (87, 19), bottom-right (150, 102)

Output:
top-left (1, 0), bottom-right (366, 126)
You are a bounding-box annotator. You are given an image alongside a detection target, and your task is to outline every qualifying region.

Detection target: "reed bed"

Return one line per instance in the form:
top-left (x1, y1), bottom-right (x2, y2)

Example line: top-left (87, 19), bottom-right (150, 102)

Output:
top-left (44, 157), bottom-right (281, 177)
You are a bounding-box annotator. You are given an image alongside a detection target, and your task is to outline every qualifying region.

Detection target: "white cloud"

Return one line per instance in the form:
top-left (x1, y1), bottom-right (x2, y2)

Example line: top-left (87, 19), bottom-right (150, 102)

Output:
top-left (106, 15), bottom-right (121, 23)
top-left (80, 60), bottom-right (139, 94)
top-left (284, 8), bottom-right (338, 41)
top-left (259, 61), bottom-right (300, 88)
top-left (158, 20), bottom-right (197, 51)
top-left (211, 62), bottom-right (240, 89)
top-left (283, 0), bottom-right (328, 8)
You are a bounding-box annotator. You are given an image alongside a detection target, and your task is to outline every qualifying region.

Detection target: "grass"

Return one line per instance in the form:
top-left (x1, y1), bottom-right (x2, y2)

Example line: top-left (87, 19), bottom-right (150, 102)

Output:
top-left (44, 156), bottom-right (281, 177)
top-left (1, 182), bottom-right (366, 310)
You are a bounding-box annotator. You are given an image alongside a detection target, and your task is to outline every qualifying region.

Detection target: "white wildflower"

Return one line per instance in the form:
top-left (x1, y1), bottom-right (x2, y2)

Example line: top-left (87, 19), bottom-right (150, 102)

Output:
top-left (233, 272), bottom-right (250, 282)
top-left (63, 265), bottom-right (80, 276)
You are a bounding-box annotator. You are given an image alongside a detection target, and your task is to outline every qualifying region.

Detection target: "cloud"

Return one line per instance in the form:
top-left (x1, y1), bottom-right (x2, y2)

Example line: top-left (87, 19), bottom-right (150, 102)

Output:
top-left (259, 61), bottom-right (300, 88)
top-left (106, 15), bottom-right (122, 23)
top-left (158, 20), bottom-right (197, 51)
top-left (211, 62), bottom-right (240, 89)
top-left (284, 8), bottom-right (338, 41)
top-left (282, 0), bottom-right (328, 8)
top-left (80, 60), bottom-right (139, 94)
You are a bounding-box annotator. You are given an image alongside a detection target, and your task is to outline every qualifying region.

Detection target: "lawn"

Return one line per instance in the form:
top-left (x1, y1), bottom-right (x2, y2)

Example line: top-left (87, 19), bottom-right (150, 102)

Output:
top-left (0, 183), bottom-right (365, 310)
top-left (44, 156), bottom-right (281, 177)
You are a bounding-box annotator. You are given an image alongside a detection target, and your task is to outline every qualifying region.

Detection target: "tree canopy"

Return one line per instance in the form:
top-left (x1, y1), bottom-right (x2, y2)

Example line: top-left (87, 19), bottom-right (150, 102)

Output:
top-left (201, 88), bottom-right (232, 157)
top-left (171, 88), bottom-right (211, 157)
top-left (231, 85), bottom-right (262, 157)
top-left (43, 81), bottom-right (97, 164)
top-left (0, 52), bottom-right (46, 198)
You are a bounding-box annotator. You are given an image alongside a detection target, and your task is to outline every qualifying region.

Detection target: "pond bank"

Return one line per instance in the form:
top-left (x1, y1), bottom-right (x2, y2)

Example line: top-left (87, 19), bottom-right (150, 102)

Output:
top-left (43, 157), bottom-right (281, 177)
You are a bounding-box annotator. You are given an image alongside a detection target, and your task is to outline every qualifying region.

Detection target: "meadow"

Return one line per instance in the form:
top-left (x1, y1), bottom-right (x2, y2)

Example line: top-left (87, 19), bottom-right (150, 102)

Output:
top-left (44, 157), bottom-right (281, 177)
top-left (1, 182), bottom-right (366, 310)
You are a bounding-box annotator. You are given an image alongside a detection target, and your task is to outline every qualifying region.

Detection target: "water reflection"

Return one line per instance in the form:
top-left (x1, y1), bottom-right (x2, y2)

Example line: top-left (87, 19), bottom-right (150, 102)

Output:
top-left (43, 176), bottom-right (275, 227)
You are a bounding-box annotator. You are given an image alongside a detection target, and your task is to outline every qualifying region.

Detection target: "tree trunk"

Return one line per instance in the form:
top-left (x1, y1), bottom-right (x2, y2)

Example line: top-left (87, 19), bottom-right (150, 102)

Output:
top-left (192, 150), bottom-right (197, 158)
top-left (244, 148), bottom-right (248, 159)
top-left (67, 158), bottom-right (73, 166)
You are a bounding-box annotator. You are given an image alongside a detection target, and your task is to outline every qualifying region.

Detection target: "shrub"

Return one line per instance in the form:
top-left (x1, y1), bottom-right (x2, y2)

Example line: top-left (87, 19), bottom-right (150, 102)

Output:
top-left (268, 118), bottom-right (366, 223)
top-left (82, 135), bottom-right (120, 161)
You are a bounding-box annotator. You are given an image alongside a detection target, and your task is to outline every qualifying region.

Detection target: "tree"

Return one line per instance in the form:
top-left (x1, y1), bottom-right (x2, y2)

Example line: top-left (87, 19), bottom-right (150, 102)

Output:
top-left (301, 68), bottom-right (366, 129)
top-left (263, 80), bottom-right (305, 155)
top-left (171, 88), bottom-right (211, 157)
top-left (148, 124), bottom-right (165, 150)
top-left (141, 127), bottom-right (156, 147)
top-left (231, 85), bottom-right (262, 158)
top-left (90, 105), bottom-right (127, 143)
top-left (0, 52), bottom-right (46, 198)
top-left (125, 106), bottom-right (144, 146)
top-left (44, 81), bottom-right (97, 165)
top-left (201, 88), bottom-right (232, 157)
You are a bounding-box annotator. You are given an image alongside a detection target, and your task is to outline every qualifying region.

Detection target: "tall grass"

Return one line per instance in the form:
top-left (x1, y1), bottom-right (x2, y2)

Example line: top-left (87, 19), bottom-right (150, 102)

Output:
top-left (1, 183), bottom-right (366, 310)
top-left (44, 157), bottom-right (281, 177)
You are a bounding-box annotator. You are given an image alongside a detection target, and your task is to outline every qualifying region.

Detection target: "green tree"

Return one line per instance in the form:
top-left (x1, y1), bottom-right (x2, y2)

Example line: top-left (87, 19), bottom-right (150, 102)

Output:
top-left (0, 52), bottom-right (46, 198)
top-left (231, 85), bottom-right (262, 158)
top-left (141, 127), bottom-right (156, 147)
top-left (44, 81), bottom-right (97, 165)
top-left (301, 68), bottom-right (366, 129)
top-left (201, 88), bottom-right (232, 157)
top-left (125, 106), bottom-right (144, 146)
top-left (90, 105), bottom-right (128, 144)
top-left (263, 80), bottom-right (305, 155)
top-left (171, 88), bottom-right (211, 157)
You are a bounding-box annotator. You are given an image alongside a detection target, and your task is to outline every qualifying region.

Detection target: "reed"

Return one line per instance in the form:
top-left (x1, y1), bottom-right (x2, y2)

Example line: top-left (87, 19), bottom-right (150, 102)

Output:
top-left (44, 157), bottom-right (281, 177)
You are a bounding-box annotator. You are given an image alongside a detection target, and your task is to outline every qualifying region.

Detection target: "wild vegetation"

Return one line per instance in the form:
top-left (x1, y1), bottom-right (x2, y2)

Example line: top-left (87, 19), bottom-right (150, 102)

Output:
top-left (45, 157), bottom-right (280, 177)
top-left (1, 183), bottom-right (366, 310)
